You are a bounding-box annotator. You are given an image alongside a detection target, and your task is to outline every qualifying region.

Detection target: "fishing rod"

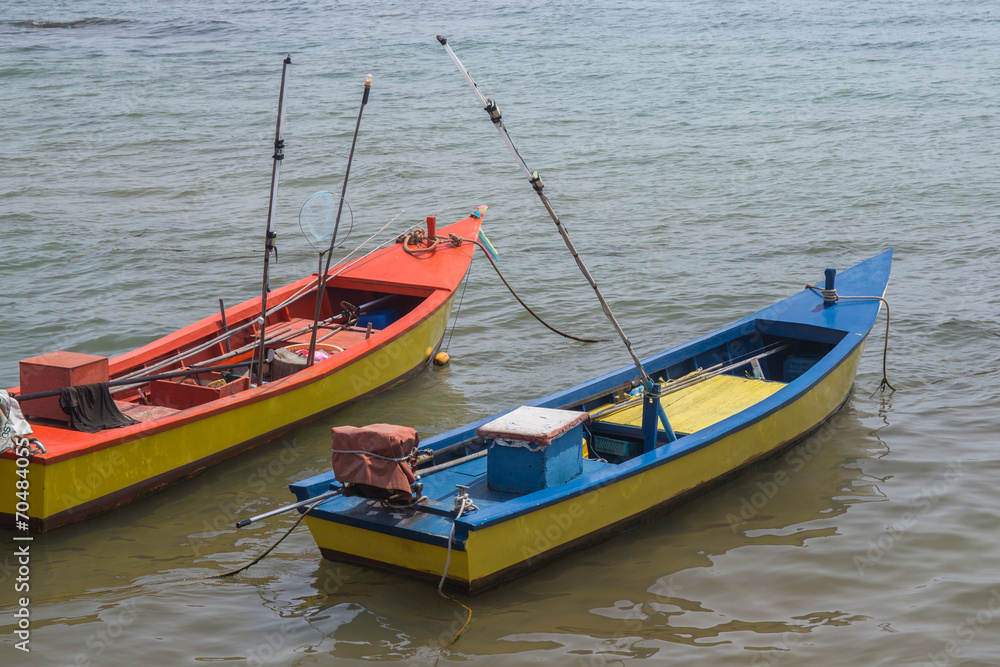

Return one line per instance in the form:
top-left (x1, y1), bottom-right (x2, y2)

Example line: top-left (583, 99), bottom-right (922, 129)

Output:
top-left (438, 36), bottom-right (684, 452)
top-left (305, 74), bottom-right (372, 368)
top-left (254, 54), bottom-right (292, 384)
top-left (436, 36), bottom-right (652, 388)
top-left (11, 361), bottom-right (255, 402)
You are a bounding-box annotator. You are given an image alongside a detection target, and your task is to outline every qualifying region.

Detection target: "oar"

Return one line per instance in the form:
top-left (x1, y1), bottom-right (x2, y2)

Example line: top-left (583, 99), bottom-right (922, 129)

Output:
top-left (305, 74), bottom-right (372, 368)
top-left (254, 54), bottom-right (293, 383)
top-left (414, 449), bottom-right (488, 478)
top-left (236, 487), bottom-right (342, 528)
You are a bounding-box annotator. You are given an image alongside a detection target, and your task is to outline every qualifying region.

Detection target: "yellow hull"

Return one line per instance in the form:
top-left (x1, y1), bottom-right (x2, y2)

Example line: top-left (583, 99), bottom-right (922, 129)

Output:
top-left (305, 342), bottom-right (865, 592)
top-left (1, 296), bottom-right (455, 529)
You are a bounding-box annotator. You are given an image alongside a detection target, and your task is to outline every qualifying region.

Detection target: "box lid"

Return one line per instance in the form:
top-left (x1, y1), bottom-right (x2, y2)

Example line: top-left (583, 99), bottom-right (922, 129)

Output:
top-left (477, 405), bottom-right (590, 447)
top-left (20, 351), bottom-right (108, 369)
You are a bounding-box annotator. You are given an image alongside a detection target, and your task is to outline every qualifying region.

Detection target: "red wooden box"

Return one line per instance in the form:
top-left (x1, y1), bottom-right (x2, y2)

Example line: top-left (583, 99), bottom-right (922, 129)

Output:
top-left (19, 351), bottom-right (110, 422)
top-left (151, 374), bottom-right (250, 411)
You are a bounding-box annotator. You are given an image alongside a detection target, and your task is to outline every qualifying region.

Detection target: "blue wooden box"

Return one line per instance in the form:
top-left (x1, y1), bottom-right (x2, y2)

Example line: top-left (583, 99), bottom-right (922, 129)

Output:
top-left (478, 406), bottom-right (589, 495)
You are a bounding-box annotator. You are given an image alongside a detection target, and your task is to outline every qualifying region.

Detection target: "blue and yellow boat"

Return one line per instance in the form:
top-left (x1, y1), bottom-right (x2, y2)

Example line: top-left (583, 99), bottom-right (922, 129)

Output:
top-left (289, 250), bottom-right (892, 592)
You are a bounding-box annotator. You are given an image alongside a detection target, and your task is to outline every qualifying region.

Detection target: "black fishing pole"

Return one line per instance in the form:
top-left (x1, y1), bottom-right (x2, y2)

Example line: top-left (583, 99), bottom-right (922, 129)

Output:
top-left (11, 361), bottom-right (255, 402)
top-left (254, 54), bottom-right (292, 384)
top-left (305, 74), bottom-right (372, 368)
top-left (436, 36), bottom-right (652, 388)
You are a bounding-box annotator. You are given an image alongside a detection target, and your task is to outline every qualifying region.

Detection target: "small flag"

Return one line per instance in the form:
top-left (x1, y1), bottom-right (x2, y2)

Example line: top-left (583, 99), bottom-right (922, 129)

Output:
top-left (477, 229), bottom-right (499, 262)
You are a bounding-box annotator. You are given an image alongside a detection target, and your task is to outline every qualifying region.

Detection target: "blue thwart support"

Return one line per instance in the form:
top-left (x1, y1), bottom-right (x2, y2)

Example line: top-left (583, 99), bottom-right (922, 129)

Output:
top-left (641, 382), bottom-right (676, 453)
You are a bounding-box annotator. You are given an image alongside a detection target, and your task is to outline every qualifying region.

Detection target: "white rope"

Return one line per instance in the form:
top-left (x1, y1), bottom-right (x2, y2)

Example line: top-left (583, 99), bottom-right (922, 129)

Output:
top-left (332, 447), bottom-right (417, 462)
top-left (438, 494), bottom-right (478, 595)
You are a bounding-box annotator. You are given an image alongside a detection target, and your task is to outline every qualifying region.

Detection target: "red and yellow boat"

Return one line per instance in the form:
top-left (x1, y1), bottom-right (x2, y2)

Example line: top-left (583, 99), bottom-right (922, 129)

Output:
top-left (1, 210), bottom-right (483, 531)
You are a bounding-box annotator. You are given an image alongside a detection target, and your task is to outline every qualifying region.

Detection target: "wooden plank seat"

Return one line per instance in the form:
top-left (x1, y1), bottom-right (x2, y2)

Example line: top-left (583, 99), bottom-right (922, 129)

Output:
top-left (114, 401), bottom-right (179, 423)
top-left (594, 374), bottom-right (786, 435)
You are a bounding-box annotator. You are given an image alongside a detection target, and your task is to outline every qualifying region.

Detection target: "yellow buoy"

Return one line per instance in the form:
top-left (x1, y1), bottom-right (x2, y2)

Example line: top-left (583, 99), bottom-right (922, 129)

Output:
top-left (433, 352), bottom-right (450, 366)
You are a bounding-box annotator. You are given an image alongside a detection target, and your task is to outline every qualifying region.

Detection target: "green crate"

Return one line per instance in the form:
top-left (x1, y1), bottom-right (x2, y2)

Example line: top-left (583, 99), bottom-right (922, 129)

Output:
top-left (592, 435), bottom-right (643, 458)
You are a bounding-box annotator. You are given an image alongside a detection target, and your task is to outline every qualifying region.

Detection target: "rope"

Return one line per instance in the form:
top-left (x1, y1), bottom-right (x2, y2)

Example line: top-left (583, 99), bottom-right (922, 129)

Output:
top-left (332, 447), bottom-right (416, 462)
top-left (396, 229), bottom-right (463, 254)
top-left (1, 498), bottom-right (323, 608)
top-left (806, 285), bottom-right (894, 392)
top-left (1, 435), bottom-right (47, 456)
top-left (396, 231), bottom-right (606, 343)
top-left (468, 238), bottom-right (608, 344)
top-left (433, 494), bottom-right (477, 665)
top-left (442, 250), bottom-right (474, 354)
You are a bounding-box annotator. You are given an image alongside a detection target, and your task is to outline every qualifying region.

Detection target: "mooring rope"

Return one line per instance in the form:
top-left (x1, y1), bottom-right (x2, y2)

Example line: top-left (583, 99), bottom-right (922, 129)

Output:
top-left (0, 499), bottom-right (323, 607)
top-left (433, 494), bottom-right (477, 665)
top-left (806, 285), bottom-right (894, 393)
top-left (469, 238), bottom-right (609, 343)
top-left (394, 232), bottom-right (608, 343)
top-left (442, 249), bottom-right (474, 355)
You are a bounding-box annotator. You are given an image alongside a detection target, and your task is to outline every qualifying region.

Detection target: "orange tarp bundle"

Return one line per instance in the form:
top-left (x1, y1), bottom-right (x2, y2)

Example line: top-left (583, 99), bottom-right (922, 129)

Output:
top-left (331, 424), bottom-right (418, 498)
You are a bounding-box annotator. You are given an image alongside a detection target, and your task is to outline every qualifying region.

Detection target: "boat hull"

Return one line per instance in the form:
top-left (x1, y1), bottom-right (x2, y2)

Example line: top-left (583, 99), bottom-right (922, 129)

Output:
top-left (291, 249), bottom-right (892, 592)
top-left (304, 341), bottom-right (863, 592)
top-left (2, 214), bottom-right (483, 531)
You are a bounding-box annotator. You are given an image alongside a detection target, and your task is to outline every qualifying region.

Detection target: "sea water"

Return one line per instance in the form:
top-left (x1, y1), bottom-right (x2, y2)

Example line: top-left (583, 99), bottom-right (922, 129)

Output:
top-left (1, 1), bottom-right (998, 664)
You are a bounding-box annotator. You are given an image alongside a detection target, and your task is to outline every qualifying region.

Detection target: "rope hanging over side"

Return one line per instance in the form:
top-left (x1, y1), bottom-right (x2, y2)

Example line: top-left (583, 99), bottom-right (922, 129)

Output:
top-left (395, 231), bottom-right (607, 343)
top-left (468, 239), bottom-right (609, 344)
top-left (806, 284), bottom-right (894, 392)
top-left (433, 493), bottom-right (477, 665)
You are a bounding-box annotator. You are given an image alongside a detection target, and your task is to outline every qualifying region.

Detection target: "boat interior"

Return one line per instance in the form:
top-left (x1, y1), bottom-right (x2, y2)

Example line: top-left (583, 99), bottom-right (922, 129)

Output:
top-left (17, 279), bottom-right (431, 428)
top-left (293, 317), bottom-right (852, 528)
top-left (423, 317), bottom-right (847, 480)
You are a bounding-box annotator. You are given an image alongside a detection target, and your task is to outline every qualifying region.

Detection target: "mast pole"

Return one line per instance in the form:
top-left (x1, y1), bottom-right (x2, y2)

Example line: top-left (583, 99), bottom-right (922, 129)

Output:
top-left (436, 36), bottom-right (652, 387)
top-left (254, 54), bottom-right (292, 383)
top-left (305, 74), bottom-right (372, 368)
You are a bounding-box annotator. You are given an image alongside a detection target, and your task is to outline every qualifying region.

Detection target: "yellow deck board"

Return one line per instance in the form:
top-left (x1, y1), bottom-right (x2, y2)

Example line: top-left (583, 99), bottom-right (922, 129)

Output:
top-left (596, 374), bottom-right (786, 434)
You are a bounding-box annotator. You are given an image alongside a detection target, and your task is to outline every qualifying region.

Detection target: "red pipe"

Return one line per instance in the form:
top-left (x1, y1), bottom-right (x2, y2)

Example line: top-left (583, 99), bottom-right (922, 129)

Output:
top-left (426, 215), bottom-right (436, 244)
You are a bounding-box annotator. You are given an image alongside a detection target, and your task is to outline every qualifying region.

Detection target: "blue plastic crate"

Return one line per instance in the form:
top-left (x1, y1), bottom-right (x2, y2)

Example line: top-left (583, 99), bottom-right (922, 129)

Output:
top-left (783, 354), bottom-right (819, 382)
top-left (357, 309), bottom-right (397, 330)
